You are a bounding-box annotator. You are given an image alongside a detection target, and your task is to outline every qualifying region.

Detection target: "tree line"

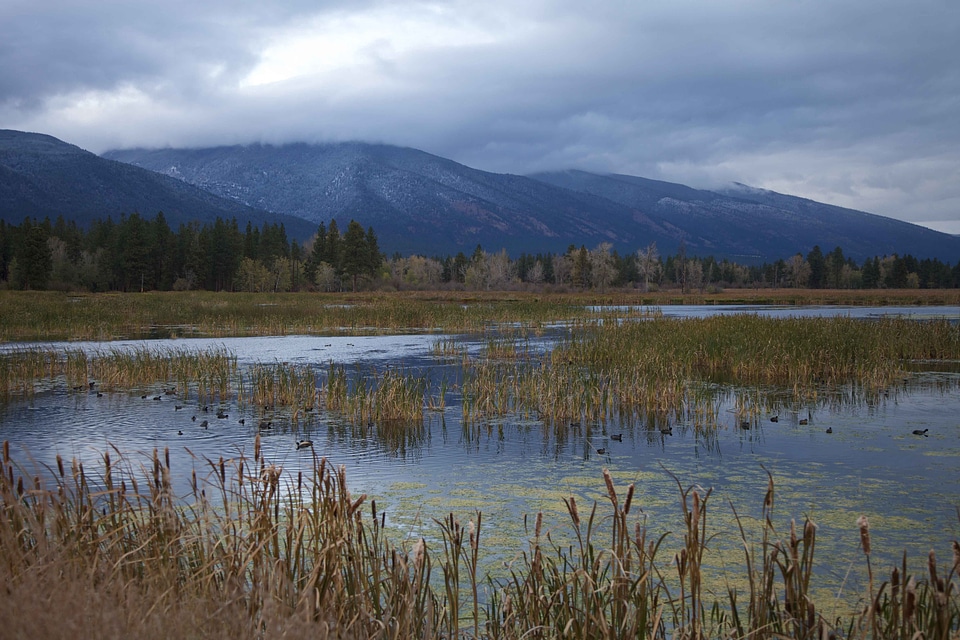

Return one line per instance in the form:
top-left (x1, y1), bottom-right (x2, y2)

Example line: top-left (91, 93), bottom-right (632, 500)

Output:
top-left (0, 214), bottom-right (380, 292)
top-left (1, 214), bottom-right (958, 292)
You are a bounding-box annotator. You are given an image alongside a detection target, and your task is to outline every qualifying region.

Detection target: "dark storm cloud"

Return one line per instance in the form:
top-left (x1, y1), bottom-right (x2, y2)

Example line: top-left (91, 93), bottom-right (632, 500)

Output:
top-left (1, 0), bottom-right (958, 230)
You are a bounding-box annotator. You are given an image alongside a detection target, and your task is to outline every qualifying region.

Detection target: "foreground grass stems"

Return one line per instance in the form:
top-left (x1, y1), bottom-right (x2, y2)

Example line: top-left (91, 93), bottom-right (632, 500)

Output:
top-left (1, 443), bottom-right (959, 638)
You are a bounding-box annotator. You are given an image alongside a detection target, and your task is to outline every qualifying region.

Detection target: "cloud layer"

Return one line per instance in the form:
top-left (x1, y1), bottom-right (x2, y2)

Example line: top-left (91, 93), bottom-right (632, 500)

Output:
top-left (3, 0), bottom-right (959, 232)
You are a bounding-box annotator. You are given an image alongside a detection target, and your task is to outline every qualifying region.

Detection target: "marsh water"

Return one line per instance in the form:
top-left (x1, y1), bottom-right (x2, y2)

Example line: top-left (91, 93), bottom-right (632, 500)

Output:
top-left (2, 305), bottom-right (959, 604)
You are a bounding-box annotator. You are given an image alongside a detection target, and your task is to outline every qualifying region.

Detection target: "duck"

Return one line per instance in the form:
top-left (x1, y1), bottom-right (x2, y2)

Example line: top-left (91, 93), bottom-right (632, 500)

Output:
top-left (296, 440), bottom-right (314, 450)
top-left (216, 409), bottom-right (228, 419)
top-left (259, 420), bottom-right (273, 430)
top-left (238, 418), bottom-right (245, 425)
top-left (769, 415), bottom-right (779, 423)
top-left (200, 420), bottom-right (208, 429)
top-left (175, 405), bottom-right (183, 410)
top-left (825, 427), bottom-right (833, 434)
top-left (610, 433), bottom-right (623, 442)
top-left (740, 421), bottom-right (751, 430)
top-left (912, 429), bottom-right (929, 437)
top-left (659, 426), bottom-right (673, 435)
top-left (177, 430), bottom-right (183, 436)
top-left (595, 447), bottom-right (607, 455)
top-left (798, 418), bottom-right (809, 425)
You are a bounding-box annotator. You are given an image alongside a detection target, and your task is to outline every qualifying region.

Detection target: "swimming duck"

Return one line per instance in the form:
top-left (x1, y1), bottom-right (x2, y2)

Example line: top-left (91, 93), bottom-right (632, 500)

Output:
top-left (798, 418), bottom-right (808, 425)
top-left (825, 427), bottom-right (833, 434)
top-left (216, 409), bottom-right (228, 419)
top-left (595, 447), bottom-right (607, 455)
top-left (200, 420), bottom-right (208, 429)
top-left (769, 415), bottom-right (779, 423)
top-left (912, 429), bottom-right (929, 437)
top-left (610, 433), bottom-right (623, 442)
top-left (296, 440), bottom-right (314, 450)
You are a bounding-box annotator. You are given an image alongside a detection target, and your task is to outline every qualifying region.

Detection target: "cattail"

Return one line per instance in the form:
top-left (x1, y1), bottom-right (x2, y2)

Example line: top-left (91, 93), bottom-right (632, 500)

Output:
top-left (676, 548), bottom-right (688, 578)
top-left (603, 468), bottom-right (618, 510)
top-left (691, 490), bottom-right (700, 533)
top-left (857, 515), bottom-right (871, 555)
top-left (803, 519), bottom-right (816, 548)
top-left (952, 540), bottom-right (960, 576)
top-left (254, 433), bottom-right (261, 462)
top-left (535, 511), bottom-right (543, 538)
top-left (928, 549), bottom-right (938, 586)
top-left (219, 457), bottom-right (226, 485)
top-left (623, 483), bottom-right (635, 515)
top-left (568, 497), bottom-right (580, 527)
top-left (413, 537), bottom-right (425, 569)
top-left (349, 493), bottom-right (366, 516)
top-left (56, 454), bottom-right (64, 478)
top-left (891, 567), bottom-right (900, 599)
top-left (2, 440), bottom-right (7, 464)
top-left (764, 473), bottom-right (774, 511)
top-left (164, 446), bottom-right (170, 469)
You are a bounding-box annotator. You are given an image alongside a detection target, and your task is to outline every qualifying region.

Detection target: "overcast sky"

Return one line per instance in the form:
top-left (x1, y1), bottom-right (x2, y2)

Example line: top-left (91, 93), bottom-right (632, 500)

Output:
top-left (2, 0), bottom-right (959, 232)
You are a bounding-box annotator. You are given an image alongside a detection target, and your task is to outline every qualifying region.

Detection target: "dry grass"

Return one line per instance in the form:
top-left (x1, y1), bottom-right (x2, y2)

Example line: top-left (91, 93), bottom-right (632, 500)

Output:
top-left (2, 442), bottom-right (957, 639)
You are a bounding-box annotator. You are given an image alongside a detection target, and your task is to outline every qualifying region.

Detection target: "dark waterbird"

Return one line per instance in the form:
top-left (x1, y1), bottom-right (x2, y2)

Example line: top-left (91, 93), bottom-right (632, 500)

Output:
top-left (259, 420), bottom-right (273, 430)
top-left (216, 409), bottom-right (228, 419)
top-left (595, 448), bottom-right (607, 455)
top-left (826, 427), bottom-right (833, 434)
top-left (610, 433), bottom-right (623, 442)
top-left (296, 440), bottom-right (314, 450)
top-left (200, 420), bottom-right (208, 429)
top-left (770, 415), bottom-right (779, 423)
top-left (912, 429), bottom-right (929, 437)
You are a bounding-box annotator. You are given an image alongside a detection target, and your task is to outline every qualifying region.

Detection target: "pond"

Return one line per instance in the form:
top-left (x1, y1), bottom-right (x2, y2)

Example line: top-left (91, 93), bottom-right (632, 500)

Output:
top-left (1, 305), bottom-right (958, 611)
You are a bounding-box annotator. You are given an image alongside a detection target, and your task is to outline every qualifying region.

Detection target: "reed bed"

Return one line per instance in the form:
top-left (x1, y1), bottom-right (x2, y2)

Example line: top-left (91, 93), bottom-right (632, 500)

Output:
top-left (321, 364), bottom-right (426, 425)
top-left (456, 315), bottom-right (960, 431)
top-left (1, 442), bottom-right (957, 639)
top-left (0, 345), bottom-right (238, 402)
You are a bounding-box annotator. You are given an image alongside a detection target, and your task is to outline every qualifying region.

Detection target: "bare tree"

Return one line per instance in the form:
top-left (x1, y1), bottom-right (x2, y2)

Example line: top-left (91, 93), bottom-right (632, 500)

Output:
top-left (636, 242), bottom-right (659, 292)
top-left (590, 242), bottom-right (616, 292)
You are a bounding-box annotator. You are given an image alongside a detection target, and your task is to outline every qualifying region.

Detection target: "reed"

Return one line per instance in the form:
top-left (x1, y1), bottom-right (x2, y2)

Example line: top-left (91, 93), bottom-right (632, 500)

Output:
top-left (1, 443), bottom-right (958, 638)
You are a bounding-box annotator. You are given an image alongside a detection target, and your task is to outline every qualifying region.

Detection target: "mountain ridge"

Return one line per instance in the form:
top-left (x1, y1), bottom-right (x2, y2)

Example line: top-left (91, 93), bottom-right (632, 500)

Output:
top-left (0, 129), bottom-right (317, 240)
top-left (105, 141), bottom-right (960, 261)
top-left (2, 129), bottom-right (956, 262)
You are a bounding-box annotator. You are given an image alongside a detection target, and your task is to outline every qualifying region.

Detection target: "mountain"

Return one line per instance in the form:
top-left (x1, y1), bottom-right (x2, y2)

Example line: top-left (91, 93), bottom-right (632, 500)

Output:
top-left (0, 130), bottom-right (317, 240)
top-left (104, 141), bottom-right (960, 262)
top-left (529, 171), bottom-right (960, 263)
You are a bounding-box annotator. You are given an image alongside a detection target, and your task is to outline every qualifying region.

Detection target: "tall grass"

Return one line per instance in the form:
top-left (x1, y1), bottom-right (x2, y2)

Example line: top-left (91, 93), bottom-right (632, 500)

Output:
top-left (2, 443), bottom-right (956, 638)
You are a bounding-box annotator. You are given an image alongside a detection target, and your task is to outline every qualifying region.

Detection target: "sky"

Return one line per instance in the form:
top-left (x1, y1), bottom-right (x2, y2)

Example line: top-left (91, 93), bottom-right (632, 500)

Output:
top-left (2, 0), bottom-right (959, 233)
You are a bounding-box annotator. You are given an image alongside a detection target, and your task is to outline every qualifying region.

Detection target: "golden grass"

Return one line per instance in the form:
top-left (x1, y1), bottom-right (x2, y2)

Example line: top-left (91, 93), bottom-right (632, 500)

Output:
top-left (1, 443), bottom-right (957, 638)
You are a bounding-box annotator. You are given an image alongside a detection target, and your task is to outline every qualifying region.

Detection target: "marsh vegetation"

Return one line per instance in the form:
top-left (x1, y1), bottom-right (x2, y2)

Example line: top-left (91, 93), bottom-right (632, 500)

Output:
top-left (1, 293), bottom-right (958, 638)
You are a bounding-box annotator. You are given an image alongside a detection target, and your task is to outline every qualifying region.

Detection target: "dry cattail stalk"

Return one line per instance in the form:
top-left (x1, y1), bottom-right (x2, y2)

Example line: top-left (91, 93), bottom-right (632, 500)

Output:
top-left (568, 497), bottom-right (580, 527)
top-left (535, 511), bottom-right (543, 538)
top-left (952, 540), bottom-right (960, 576)
top-left (623, 483), bottom-right (635, 515)
top-left (603, 468), bottom-right (618, 510)
top-left (857, 515), bottom-right (871, 555)
top-left (929, 549), bottom-right (938, 586)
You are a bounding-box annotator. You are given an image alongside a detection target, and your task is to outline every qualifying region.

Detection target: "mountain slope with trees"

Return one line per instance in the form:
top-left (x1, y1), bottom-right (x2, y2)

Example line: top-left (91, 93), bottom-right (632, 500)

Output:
top-left (0, 130), bottom-right (316, 240)
top-left (104, 141), bottom-right (960, 262)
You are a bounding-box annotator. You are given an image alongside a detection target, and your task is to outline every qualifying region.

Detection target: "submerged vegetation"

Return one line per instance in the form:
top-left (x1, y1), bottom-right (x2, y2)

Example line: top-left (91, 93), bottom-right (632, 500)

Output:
top-left (1, 443), bottom-right (957, 639)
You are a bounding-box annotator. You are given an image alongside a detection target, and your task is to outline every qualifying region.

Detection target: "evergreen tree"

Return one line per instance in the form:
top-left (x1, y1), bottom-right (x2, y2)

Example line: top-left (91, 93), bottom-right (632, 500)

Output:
top-left (342, 220), bottom-right (369, 292)
top-left (14, 217), bottom-right (52, 290)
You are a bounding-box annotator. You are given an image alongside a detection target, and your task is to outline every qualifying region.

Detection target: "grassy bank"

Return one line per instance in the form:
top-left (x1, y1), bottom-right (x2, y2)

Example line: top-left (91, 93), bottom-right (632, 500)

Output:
top-left (1, 289), bottom-right (958, 343)
top-left (1, 443), bottom-right (957, 639)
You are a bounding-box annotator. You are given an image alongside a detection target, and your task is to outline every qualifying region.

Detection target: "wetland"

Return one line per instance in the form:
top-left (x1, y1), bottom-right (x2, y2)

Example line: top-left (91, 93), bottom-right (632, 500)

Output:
top-left (1, 290), bottom-right (958, 638)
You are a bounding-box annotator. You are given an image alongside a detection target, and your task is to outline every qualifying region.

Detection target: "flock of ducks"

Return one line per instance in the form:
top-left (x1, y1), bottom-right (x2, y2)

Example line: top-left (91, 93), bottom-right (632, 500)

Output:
top-left (82, 382), bottom-right (937, 449)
